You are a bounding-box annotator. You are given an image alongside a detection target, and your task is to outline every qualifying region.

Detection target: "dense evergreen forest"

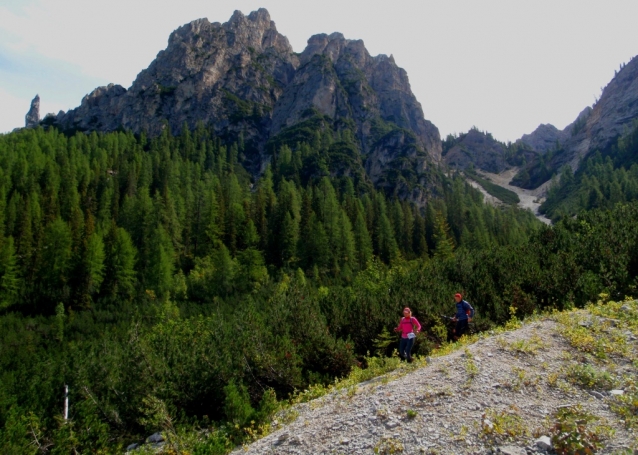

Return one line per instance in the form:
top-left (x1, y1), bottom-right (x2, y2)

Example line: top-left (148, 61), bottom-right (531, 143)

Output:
top-left (1, 125), bottom-right (637, 453)
top-left (541, 122), bottom-right (638, 221)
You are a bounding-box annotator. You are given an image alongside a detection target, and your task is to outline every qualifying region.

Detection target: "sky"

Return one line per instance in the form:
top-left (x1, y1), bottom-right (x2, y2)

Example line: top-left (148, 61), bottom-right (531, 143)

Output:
top-left (1, 0), bottom-right (637, 142)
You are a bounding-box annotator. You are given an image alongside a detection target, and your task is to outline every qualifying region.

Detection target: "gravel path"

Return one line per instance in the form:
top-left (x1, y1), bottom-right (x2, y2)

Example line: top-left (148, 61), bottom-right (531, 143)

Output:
top-left (234, 314), bottom-right (637, 454)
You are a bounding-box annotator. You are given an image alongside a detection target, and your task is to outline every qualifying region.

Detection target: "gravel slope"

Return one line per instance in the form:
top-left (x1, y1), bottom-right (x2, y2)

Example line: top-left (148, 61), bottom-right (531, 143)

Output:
top-left (234, 305), bottom-right (638, 454)
top-left (475, 169), bottom-right (552, 225)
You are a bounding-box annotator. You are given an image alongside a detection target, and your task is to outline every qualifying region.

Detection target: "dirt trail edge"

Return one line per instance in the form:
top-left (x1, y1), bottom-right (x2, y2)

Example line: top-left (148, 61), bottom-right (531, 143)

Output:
top-left (234, 304), bottom-right (638, 454)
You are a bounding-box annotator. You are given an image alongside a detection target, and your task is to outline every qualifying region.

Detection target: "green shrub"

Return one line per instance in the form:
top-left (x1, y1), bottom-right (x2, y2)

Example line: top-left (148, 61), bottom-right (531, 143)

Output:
top-left (565, 363), bottom-right (616, 390)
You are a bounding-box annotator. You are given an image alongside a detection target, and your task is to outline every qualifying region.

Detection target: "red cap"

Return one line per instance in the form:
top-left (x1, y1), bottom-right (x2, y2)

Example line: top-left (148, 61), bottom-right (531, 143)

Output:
top-left (454, 293), bottom-right (462, 299)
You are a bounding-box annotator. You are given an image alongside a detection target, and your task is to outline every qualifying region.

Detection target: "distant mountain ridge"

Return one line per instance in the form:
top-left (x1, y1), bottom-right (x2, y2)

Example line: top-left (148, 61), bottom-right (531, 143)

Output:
top-left (442, 54), bottom-right (638, 196)
top-left (512, 56), bottom-right (638, 189)
top-left (516, 106), bottom-right (593, 156)
top-left (35, 8), bottom-right (441, 201)
top-left (442, 128), bottom-right (535, 174)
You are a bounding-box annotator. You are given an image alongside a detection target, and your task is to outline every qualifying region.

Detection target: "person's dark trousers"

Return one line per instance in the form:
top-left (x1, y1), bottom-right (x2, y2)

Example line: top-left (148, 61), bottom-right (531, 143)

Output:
top-left (399, 337), bottom-right (415, 361)
top-left (454, 319), bottom-right (469, 339)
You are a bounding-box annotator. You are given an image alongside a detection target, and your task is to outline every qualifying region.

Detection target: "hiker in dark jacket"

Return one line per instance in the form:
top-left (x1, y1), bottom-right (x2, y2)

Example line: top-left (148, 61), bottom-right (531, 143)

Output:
top-left (451, 293), bottom-right (474, 340)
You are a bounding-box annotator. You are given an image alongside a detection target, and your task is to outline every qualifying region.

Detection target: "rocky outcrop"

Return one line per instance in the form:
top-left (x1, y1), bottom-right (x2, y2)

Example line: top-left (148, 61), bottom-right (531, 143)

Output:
top-left (44, 9), bottom-right (441, 180)
top-left (517, 107), bottom-right (592, 155)
top-left (272, 32), bottom-right (441, 162)
top-left (443, 129), bottom-right (536, 174)
top-left (444, 129), bottom-right (509, 173)
top-left (25, 95), bottom-right (40, 128)
top-left (513, 54), bottom-right (638, 188)
top-left (55, 9), bottom-right (297, 170)
top-left (517, 124), bottom-right (565, 155)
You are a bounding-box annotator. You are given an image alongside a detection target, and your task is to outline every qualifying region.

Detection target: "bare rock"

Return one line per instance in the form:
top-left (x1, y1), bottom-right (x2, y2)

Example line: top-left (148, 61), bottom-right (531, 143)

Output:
top-left (498, 446), bottom-right (525, 455)
top-left (25, 94), bottom-right (40, 128)
top-left (535, 436), bottom-right (552, 450)
top-left (146, 432), bottom-right (164, 443)
top-left (49, 8), bottom-right (442, 190)
top-left (514, 54), bottom-right (638, 189)
top-left (444, 128), bottom-right (534, 174)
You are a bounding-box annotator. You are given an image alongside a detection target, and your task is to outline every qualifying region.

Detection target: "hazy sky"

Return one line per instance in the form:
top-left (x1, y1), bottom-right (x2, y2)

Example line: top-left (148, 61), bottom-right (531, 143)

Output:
top-left (1, 0), bottom-right (637, 141)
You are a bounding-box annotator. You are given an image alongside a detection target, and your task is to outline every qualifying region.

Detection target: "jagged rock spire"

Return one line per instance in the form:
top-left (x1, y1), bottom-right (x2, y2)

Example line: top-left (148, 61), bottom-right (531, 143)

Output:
top-left (25, 94), bottom-right (40, 128)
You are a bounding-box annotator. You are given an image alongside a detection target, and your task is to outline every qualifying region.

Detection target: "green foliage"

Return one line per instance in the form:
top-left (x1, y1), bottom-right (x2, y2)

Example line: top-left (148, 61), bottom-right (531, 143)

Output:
top-left (223, 381), bottom-right (253, 428)
top-left (465, 168), bottom-right (520, 204)
top-left (0, 408), bottom-right (42, 455)
top-left (541, 122), bottom-right (638, 221)
top-left (549, 406), bottom-right (610, 454)
top-left (480, 406), bottom-right (529, 442)
top-left (54, 302), bottom-right (65, 341)
top-left (0, 124), bottom-right (636, 453)
top-left (565, 363), bottom-right (616, 390)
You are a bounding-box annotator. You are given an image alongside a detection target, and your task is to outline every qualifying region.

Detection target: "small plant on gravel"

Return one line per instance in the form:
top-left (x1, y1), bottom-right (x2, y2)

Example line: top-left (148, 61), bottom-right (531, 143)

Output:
top-left (510, 366), bottom-right (530, 391)
top-left (436, 362), bottom-right (450, 377)
top-left (406, 409), bottom-right (417, 419)
top-left (452, 424), bottom-right (469, 441)
top-left (556, 299), bottom-right (635, 361)
top-left (507, 334), bottom-right (547, 354)
top-left (547, 371), bottom-right (560, 387)
top-left (374, 437), bottom-right (404, 454)
top-left (549, 405), bottom-right (612, 454)
top-left (480, 406), bottom-right (529, 442)
top-left (610, 390), bottom-right (638, 429)
top-left (565, 363), bottom-right (616, 390)
top-left (464, 349), bottom-right (479, 382)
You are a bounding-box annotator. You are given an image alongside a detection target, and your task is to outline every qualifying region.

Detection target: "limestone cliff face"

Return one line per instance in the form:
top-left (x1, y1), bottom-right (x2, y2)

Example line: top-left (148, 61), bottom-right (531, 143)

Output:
top-left (562, 57), bottom-right (638, 168)
top-left (516, 107), bottom-right (592, 156)
top-left (47, 9), bottom-right (441, 182)
top-left (56, 9), bottom-right (297, 170)
top-left (272, 33), bottom-right (441, 162)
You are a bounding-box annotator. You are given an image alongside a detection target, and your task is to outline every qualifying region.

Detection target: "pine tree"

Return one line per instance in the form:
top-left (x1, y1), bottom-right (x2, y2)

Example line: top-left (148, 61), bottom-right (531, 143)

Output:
top-left (145, 225), bottom-right (175, 298)
top-left (103, 225), bottom-right (137, 300)
top-left (352, 204), bottom-right (372, 270)
top-left (433, 211), bottom-right (455, 260)
top-left (0, 237), bottom-right (20, 309)
top-left (40, 218), bottom-right (73, 306)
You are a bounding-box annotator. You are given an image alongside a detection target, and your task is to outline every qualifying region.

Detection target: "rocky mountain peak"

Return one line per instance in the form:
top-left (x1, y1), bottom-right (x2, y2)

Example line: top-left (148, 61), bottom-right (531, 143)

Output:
top-left (274, 30), bottom-right (441, 164)
top-left (517, 123), bottom-right (565, 155)
top-left (300, 32), bottom-right (365, 65)
top-left (25, 94), bottom-right (40, 128)
top-left (40, 9), bottom-right (442, 201)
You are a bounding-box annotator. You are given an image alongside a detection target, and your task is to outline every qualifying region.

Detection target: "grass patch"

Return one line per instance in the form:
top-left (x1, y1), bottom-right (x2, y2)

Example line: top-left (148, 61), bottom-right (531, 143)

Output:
top-left (480, 405), bottom-right (529, 442)
top-left (465, 169), bottom-right (520, 205)
top-left (498, 334), bottom-right (547, 355)
top-left (464, 349), bottom-right (479, 383)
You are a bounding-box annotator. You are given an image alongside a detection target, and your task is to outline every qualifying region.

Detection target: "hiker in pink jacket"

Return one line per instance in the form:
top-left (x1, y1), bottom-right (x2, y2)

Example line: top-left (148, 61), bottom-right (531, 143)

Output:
top-left (394, 307), bottom-right (421, 362)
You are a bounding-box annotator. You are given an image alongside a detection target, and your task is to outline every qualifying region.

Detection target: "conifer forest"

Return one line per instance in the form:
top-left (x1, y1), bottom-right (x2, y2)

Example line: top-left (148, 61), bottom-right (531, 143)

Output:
top-left (1, 123), bottom-right (638, 453)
